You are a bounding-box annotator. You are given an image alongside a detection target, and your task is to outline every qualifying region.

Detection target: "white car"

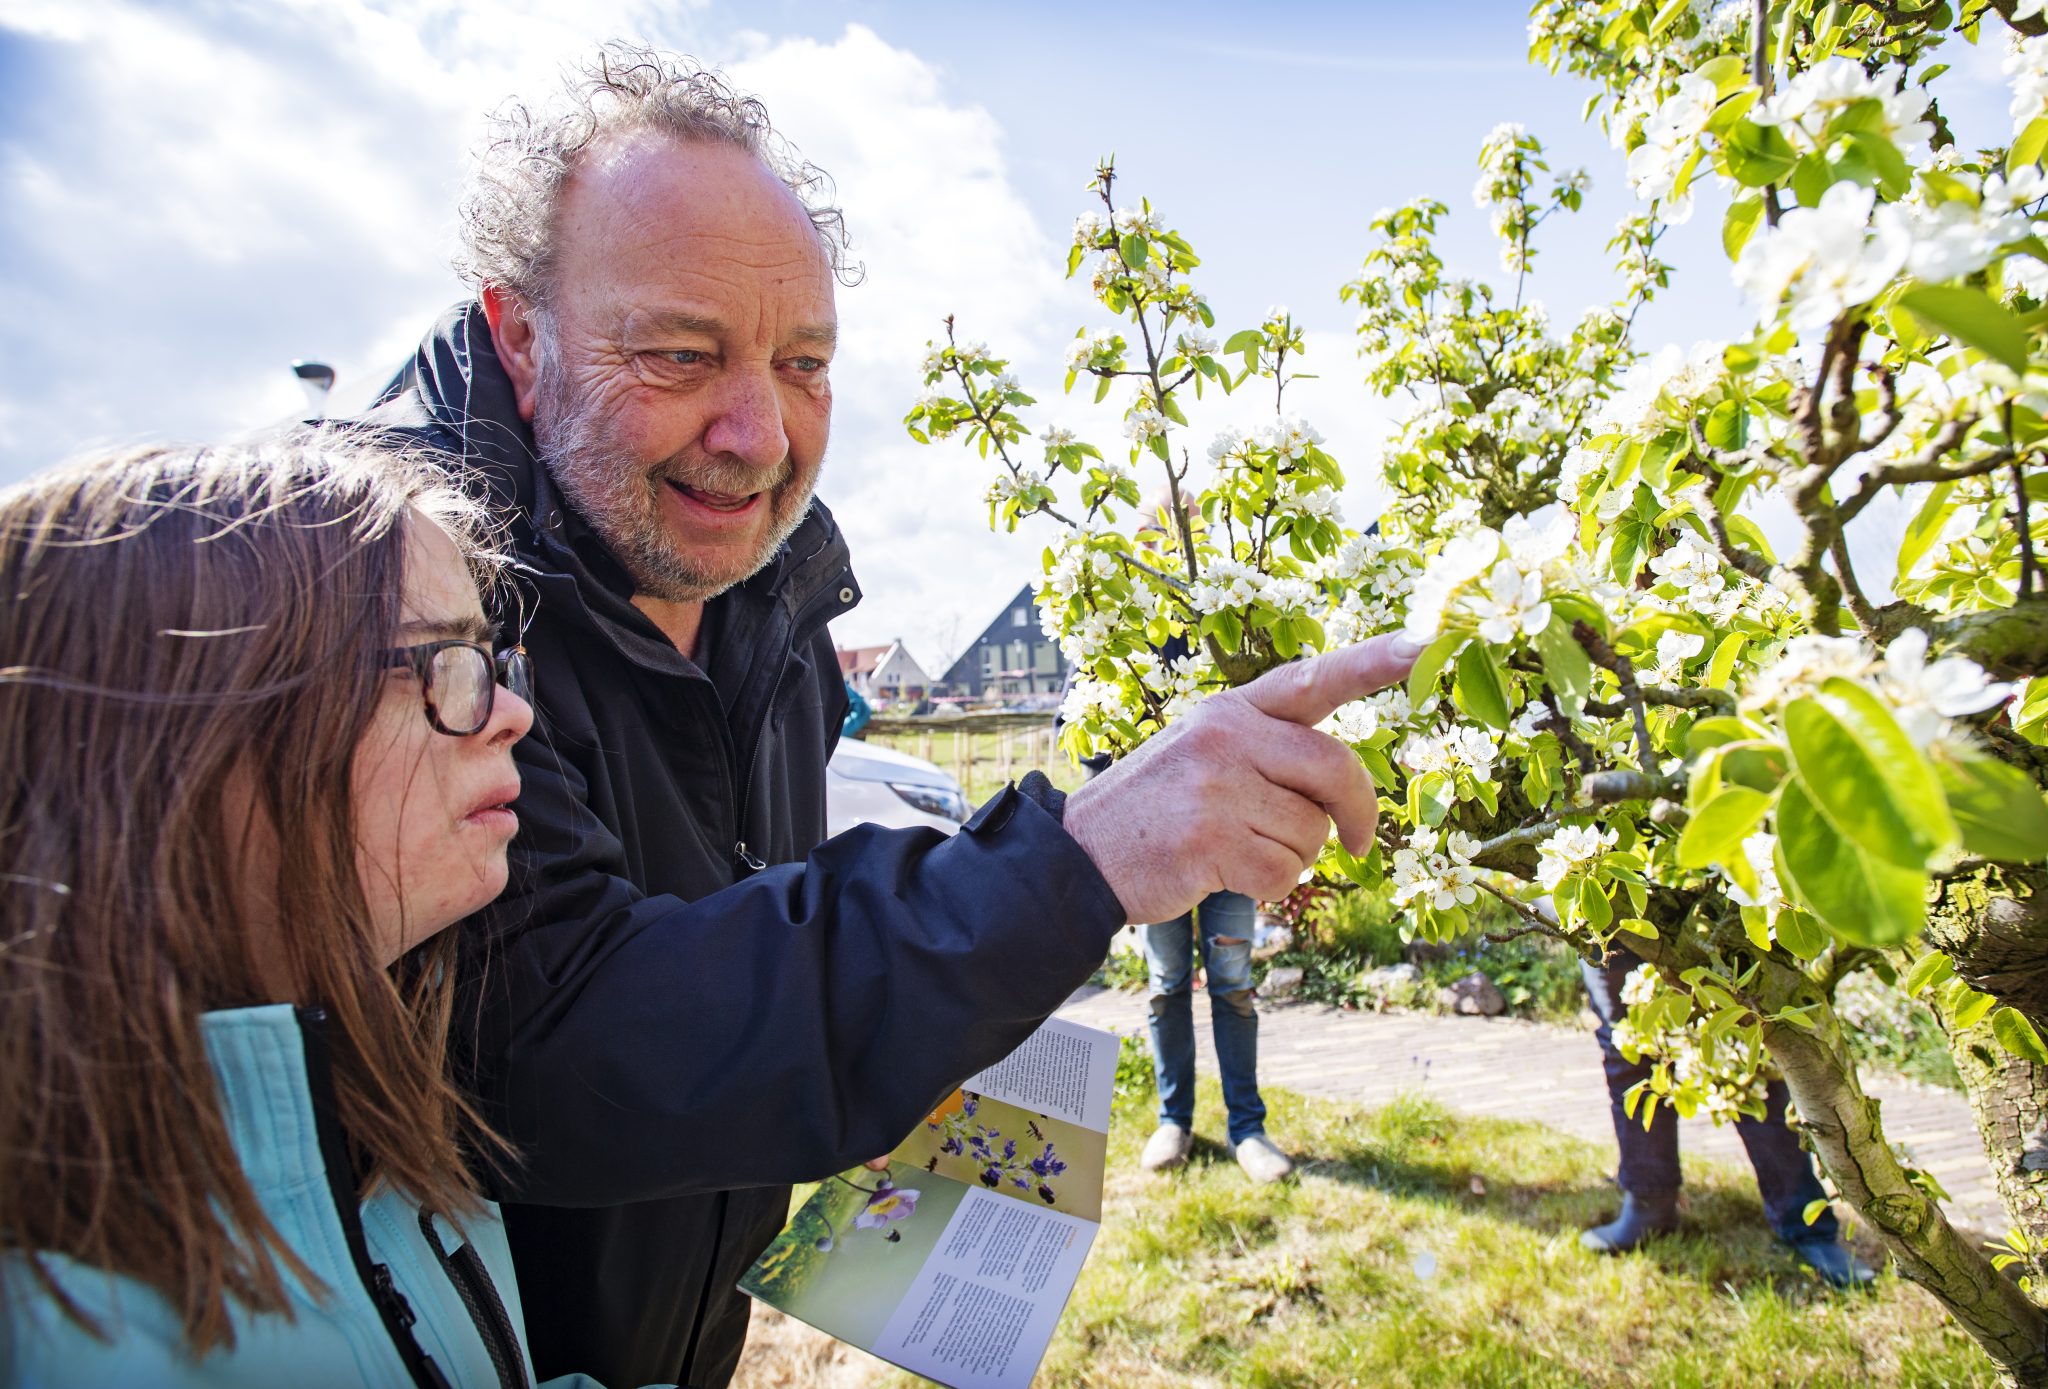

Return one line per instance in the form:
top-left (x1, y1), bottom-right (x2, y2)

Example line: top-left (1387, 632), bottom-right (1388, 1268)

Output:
top-left (825, 739), bottom-right (971, 837)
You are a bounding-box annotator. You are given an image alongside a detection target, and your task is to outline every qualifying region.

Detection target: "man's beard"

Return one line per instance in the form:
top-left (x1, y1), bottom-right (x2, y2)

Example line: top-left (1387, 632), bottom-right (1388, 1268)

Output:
top-left (532, 343), bottom-right (817, 604)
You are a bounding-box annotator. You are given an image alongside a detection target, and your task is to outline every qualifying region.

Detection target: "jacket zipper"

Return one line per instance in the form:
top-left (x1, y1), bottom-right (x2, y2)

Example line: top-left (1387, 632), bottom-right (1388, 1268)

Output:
top-left (417, 1210), bottom-right (526, 1389)
top-left (731, 561), bottom-right (851, 875)
top-left (299, 1008), bottom-right (454, 1389)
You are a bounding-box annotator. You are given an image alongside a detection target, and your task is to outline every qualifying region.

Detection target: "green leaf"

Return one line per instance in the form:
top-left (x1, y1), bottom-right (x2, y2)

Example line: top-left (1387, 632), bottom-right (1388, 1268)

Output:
top-left (1902, 950), bottom-right (1954, 998)
top-left (1991, 1007), bottom-right (2048, 1065)
top-left (1703, 399), bottom-right (1747, 451)
top-left (1773, 779), bottom-right (1927, 947)
top-left (1688, 715), bottom-right (1753, 752)
top-left (1120, 231), bottom-right (1148, 268)
top-left (1848, 130), bottom-right (1910, 199)
top-left (1928, 741), bottom-right (2048, 864)
top-left (1223, 329), bottom-right (1263, 355)
top-left (1724, 118), bottom-right (1798, 187)
top-left (1695, 53), bottom-right (1749, 95)
top-left (1774, 908), bottom-right (1831, 961)
top-left (1721, 741), bottom-right (1789, 793)
top-left (1899, 283), bottom-right (2034, 374)
top-left (1707, 632), bottom-right (1748, 690)
top-left (1788, 152), bottom-right (1833, 208)
top-left (1784, 683), bottom-right (1957, 870)
top-left (1534, 613), bottom-right (1592, 710)
top-left (1946, 979), bottom-right (1996, 1030)
top-left (1896, 480), bottom-right (1956, 580)
top-left (2011, 114), bottom-right (2048, 175)
top-left (1649, 0), bottom-right (1691, 36)
top-left (1407, 632), bottom-right (1464, 708)
top-left (1723, 195), bottom-right (1765, 259)
top-left (1410, 772), bottom-right (1454, 828)
top-left (1802, 1198), bottom-right (1830, 1227)
top-left (1357, 743), bottom-right (1397, 790)
top-left (1678, 786), bottom-right (1773, 869)
top-left (1454, 642), bottom-right (1512, 731)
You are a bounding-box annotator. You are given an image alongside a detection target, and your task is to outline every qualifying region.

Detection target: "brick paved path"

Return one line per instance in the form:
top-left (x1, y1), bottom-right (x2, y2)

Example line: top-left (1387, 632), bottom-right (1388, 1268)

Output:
top-left (1056, 982), bottom-right (2007, 1236)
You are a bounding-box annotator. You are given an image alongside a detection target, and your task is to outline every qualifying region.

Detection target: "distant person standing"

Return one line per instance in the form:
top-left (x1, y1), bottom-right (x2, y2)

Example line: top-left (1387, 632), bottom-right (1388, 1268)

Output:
top-left (1138, 889), bottom-right (1293, 1182)
top-left (1581, 947), bottom-right (1873, 1285)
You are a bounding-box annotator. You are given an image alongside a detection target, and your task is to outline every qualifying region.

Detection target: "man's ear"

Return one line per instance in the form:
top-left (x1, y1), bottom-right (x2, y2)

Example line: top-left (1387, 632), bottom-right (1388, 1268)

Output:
top-left (481, 285), bottom-right (542, 424)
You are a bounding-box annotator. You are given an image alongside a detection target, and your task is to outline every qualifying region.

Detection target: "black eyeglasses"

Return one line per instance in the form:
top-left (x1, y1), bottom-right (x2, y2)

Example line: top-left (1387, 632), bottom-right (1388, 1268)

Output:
top-left (382, 640), bottom-right (534, 736)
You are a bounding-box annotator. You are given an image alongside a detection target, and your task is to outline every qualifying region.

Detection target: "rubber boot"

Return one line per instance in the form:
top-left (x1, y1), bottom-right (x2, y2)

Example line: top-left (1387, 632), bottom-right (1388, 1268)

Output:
top-left (1580, 1189), bottom-right (1680, 1253)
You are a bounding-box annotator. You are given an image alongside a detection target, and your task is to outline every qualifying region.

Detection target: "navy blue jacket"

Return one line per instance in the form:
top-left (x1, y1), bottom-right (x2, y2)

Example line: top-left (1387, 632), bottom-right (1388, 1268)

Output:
top-left (358, 305), bottom-right (1125, 1389)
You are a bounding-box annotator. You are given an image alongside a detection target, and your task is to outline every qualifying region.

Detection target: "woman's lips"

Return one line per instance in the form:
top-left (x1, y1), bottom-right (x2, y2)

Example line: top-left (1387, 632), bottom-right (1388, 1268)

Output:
top-left (464, 781), bottom-right (521, 829)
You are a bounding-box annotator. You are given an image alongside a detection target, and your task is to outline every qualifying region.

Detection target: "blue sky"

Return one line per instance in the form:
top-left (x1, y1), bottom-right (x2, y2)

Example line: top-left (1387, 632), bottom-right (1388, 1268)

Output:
top-left (0, 1), bottom-right (2010, 666)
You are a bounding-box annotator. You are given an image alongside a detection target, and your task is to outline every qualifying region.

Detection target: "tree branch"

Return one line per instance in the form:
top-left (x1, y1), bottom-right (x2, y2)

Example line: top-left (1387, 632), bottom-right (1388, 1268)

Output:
top-left (1574, 621), bottom-right (1657, 772)
top-left (1829, 527), bottom-right (1882, 633)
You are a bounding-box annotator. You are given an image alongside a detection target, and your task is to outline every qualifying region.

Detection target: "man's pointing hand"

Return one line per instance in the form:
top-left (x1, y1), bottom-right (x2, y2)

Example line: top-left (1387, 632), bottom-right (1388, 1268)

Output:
top-left (1060, 631), bottom-right (1423, 925)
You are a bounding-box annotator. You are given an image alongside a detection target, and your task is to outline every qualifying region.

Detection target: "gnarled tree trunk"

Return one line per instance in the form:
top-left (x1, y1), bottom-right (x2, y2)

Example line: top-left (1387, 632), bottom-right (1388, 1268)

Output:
top-left (1763, 1008), bottom-right (2048, 1387)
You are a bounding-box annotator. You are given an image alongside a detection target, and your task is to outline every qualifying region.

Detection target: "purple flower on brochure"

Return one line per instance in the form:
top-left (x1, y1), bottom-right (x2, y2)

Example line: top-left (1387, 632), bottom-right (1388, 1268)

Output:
top-left (1029, 1144), bottom-right (1067, 1180)
top-left (852, 1184), bottom-right (922, 1229)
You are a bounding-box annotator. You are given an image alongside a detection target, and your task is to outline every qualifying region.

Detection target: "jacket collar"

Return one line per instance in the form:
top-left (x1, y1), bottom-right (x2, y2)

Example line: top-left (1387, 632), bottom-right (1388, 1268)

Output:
top-left (367, 301), bottom-right (860, 651)
top-left (198, 1005), bottom-right (330, 1206)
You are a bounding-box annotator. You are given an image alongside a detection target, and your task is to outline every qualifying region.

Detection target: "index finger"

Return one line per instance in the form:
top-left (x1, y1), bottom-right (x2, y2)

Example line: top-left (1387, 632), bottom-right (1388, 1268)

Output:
top-left (1235, 632), bottom-right (1423, 728)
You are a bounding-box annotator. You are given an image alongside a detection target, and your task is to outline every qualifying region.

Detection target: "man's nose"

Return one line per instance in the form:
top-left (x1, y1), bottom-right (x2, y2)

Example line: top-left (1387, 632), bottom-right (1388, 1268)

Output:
top-left (702, 369), bottom-right (789, 471)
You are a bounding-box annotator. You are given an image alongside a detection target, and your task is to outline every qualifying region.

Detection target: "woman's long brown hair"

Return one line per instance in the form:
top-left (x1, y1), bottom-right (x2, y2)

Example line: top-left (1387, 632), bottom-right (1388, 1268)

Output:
top-left (0, 436), bottom-right (506, 1351)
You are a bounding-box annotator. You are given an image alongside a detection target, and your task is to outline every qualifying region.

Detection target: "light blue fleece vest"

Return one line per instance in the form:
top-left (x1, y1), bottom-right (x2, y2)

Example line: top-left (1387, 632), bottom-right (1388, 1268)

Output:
top-left (0, 1004), bottom-right (612, 1389)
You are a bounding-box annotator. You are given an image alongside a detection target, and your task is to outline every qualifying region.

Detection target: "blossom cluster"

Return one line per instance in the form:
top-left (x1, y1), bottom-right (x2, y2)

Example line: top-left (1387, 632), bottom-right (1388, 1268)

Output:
top-left (1743, 627), bottom-right (2014, 748)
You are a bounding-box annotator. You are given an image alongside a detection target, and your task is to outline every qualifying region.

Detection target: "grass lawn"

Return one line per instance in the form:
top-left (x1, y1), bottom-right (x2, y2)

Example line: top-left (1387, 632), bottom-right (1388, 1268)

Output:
top-left (796, 1071), bottom-right (1993, 1389)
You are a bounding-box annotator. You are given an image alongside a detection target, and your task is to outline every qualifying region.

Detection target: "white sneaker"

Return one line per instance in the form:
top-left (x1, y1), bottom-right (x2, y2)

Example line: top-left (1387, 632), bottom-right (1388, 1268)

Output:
top-left (1233, 1133), bottom-right (1295, 1184)
top-left (1140, 1123), bottom-right (1194, 1172)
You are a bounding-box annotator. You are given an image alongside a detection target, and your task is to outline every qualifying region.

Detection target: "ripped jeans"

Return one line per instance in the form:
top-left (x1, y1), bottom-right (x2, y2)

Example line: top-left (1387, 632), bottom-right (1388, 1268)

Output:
top-left (1143, 889), bottom-right (1267, 1145)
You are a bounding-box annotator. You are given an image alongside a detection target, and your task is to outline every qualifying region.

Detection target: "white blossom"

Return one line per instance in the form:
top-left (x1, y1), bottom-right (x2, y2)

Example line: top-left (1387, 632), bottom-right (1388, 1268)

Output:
top-left (1402, 529), bottom-right (1503, 644)
top-left (1389, 827), bottom-right (1485, 911)
top-left (1468, 561), bottom-right (1552, 645)
top-left (1324, 687), bottom-right (1418, 743)
top-left (1111, 206), bottom-right (1159, 236)
top-left (1398, 724), bottom-right (1501, 784)
top-left (1753, 57), bottom-right (1932, 152)
top-left (1724, 831), bottom-right (1785, 915)
top-left (1650, 629), bottom-right (1708, 683)
top-left (1744, 633), bottom-right (1874, 709)
top-left (1260, 415), bottom-right (1326, 462)
top-left (1732, 181), bottom-right (1911, 330)
top-left (1648, 536), bottom-right (1728, 614)
top-left (1188, 558), bottom-right (1265, 614)
top-left (1502, 504), bottom-right (1578, 568)
top-left (1876, 628), bottom-right (2016, 746)
top-left (1123, 400), bottom-right (1167, 444)
top-left (1536, 823), bottom-right (1618, 890)
top-left (1625, 73), bottom-right (1718, 221)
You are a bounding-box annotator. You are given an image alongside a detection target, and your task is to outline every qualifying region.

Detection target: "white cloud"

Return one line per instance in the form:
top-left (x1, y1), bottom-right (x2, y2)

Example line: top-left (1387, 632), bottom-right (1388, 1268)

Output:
top-left (0, 6), bottom-right (1093, 677)
top-left (727, 24), bottom-right (1086, 668)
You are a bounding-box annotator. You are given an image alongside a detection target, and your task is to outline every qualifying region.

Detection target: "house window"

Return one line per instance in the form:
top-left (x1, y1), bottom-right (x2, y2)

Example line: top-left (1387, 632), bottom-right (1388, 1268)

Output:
top-left (1011, 608), bottom-right (1029, 627)
top-left (1033, 643), bottom-right (1058, 674)
top-left (980, 647), bottom-right (997, 678)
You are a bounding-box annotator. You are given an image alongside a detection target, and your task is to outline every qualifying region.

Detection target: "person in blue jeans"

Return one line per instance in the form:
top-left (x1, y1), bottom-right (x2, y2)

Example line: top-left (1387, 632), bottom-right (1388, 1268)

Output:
top-left (1139, 889), bottom-right (1294, 1182)
top-left (1582, 947), bottom-right (1875, 1286)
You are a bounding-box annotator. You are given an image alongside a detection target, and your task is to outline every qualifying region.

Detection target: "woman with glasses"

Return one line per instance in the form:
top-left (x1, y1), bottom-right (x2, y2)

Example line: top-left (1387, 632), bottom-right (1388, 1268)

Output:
top-left (0, 437), bottom-right (617, 1387)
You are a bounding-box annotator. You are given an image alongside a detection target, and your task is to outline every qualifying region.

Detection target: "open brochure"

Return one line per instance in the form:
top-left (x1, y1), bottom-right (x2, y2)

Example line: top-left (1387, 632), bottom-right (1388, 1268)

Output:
top-left (741, 1016), bottom-right (1119, 1389)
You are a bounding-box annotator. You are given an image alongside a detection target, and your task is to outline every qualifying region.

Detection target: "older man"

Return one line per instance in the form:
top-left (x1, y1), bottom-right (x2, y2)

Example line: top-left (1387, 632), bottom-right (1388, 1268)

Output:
top-left (362, 44), bottom-right (1415, 1389)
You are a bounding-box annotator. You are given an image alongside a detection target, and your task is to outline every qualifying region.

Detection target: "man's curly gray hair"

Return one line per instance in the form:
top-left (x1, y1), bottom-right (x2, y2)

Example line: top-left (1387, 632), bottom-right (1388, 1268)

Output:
top-left (456, 42), bottom-right (856, 305)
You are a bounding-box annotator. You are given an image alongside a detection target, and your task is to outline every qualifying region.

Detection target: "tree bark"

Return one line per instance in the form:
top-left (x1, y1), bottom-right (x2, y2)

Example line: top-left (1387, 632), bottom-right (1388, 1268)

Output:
top-left (1942, 998), bottom-right (2048, 1295)
top-left (1764, 1010), bottom-right (2048, 1386)
top-left (1929, 887), bottom-right (2048, 1041)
